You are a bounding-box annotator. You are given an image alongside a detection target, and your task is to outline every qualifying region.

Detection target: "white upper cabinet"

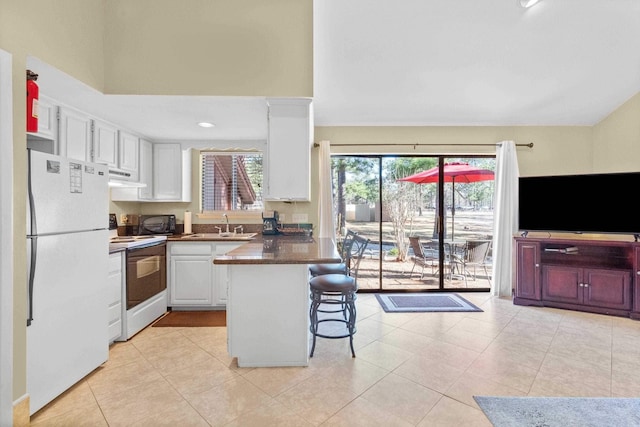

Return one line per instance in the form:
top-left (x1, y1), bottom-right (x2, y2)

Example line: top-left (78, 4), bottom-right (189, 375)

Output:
top-left (111, 142), bottom-right (191, 202)
top-left (58, 106), bottom-right (92, 162)
top-left (153, 143), bottom-right (191, 202)
top-left (264, 98), bottom-right (312, 201)
top-left (118, 130), bottom-right (139, 181)
top-left (93, 121), bottom-right (140, 182)
top-left (27, 94), bottom-right (58, 142)
top-left (92, 119), bottom-right (119, 168)
top-left (138, 139), bottom-right (153, 200)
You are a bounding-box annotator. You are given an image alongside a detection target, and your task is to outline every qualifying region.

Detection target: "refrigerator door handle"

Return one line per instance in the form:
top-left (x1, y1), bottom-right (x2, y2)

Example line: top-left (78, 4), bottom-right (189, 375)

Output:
top-left (27, 148), bottom-right (37, 237)
top-left (27, 236), bottom-right (37, 326)
top-left (27, 149), bottom-right (37, 326)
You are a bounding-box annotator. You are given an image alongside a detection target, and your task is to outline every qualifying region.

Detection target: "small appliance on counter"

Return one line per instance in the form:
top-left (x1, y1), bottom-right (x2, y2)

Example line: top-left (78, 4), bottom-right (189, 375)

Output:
top-left (124, 214), bottom-right (176, 235)
top-left (262, 211), bottom-right (280, 235)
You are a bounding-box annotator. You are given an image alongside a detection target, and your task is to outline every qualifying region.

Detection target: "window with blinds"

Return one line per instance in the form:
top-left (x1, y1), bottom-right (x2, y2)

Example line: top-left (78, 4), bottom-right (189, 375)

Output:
top-left (201, 152), bottom-right (263, 212)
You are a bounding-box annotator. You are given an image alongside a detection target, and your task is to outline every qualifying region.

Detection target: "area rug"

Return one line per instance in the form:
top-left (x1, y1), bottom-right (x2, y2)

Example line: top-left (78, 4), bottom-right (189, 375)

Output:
top-left (474, 396), bottom-right (640, 427)
top-left (374, 293), bottom-right (482, 313)
top-left (152, 310), bottom-right (226, 327)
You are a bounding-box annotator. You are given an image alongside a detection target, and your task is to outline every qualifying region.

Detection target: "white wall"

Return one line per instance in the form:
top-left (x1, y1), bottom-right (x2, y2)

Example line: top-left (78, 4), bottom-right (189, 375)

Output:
top-left (592, 92), bottom-right (640, 172)
top-left (103, 0), bottom-right (313, 97)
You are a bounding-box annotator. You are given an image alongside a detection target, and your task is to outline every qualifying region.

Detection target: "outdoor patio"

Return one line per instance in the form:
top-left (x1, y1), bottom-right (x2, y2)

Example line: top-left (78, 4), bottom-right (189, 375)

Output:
top-left (356, 256), bottom-right (493, 291)
top-left (345, 209), bottom-right (494, 291)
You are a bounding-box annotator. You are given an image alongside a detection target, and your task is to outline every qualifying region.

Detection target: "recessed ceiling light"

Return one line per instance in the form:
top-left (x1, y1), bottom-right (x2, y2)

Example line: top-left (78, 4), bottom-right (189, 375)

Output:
top-left (197, 122), bottom-right (215, 128)
top-left (520, 0), bottom-right (541, 8)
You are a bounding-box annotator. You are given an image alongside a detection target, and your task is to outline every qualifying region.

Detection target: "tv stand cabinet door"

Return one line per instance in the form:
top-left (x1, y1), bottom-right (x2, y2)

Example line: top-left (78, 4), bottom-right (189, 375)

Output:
top-left (542, 265), bottom-right (582, 305)
top-left (515, 240), bottom-right (541, 300)
top-left (634, 248), bottom-right (640, 318)
top-left (583, 269), bottom-right (632, 311)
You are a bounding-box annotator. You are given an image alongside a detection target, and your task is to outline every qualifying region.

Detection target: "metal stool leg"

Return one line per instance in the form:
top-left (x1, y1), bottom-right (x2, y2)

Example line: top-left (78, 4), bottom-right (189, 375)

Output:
top-left (346, 293), bottom-right (357, 357)
top-left (309, 292), bottom-right (321, 357)
top-left (308, 287), bottom-right (358, 358)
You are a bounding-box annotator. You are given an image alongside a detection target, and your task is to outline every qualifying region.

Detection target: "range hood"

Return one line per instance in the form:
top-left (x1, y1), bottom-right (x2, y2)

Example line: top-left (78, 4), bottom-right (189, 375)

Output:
top-left (108, 179), bottom-right (146, 188)
top-left (108, 169), bottom-right (147, 188)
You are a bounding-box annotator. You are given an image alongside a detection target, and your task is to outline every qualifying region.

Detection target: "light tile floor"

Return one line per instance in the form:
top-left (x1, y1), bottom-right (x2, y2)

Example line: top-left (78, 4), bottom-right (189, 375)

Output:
top-left (30, 293), bottom-right (640, 426)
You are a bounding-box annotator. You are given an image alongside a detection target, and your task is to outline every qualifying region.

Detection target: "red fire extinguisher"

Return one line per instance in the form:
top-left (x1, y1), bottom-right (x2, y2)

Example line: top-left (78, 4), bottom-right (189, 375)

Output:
top-left (27, 69), bottom-right (39, 132)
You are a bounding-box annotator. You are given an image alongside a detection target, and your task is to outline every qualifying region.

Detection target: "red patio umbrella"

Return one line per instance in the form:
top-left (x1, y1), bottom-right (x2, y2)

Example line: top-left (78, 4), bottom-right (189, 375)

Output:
top-left (398, 162), bottom-right (495, 239)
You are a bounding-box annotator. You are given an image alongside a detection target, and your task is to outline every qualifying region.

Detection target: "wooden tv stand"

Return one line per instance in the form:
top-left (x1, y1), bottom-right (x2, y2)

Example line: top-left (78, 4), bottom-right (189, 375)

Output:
top-left (514, 236), bottom-right (640, 320)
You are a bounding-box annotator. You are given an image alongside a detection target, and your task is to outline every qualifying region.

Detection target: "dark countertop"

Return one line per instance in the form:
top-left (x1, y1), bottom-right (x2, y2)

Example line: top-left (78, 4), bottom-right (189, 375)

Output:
top-left (213, 236), bottom-right (341, 265)
top-left (167, 232), bottom-right (259, 242)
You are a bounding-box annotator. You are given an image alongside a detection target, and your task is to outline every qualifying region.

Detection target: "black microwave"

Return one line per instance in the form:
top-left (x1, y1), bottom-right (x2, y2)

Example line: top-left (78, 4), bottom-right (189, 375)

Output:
top-left (131, 214), bottom-right (176, 235)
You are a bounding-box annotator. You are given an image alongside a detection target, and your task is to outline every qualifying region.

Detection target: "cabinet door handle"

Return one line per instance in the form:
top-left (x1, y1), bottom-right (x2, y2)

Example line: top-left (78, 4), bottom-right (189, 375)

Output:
top-left (579, 283), bottom-right (584, 287)
top-left (584, 283), bottom-right (589, 288)
top-left (535, 264), bottom-right (539, 268)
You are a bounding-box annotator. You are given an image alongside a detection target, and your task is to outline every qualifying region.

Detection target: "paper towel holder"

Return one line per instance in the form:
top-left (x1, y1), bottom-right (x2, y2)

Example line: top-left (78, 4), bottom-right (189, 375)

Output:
top-left (184, 210), bottom-right (193, 235)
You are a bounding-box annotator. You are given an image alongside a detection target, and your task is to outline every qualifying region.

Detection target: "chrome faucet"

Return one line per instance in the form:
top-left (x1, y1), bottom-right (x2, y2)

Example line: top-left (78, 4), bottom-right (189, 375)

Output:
top-left (223, 214), bottom-right (229, 233)
top-left (234, 225), bottom-right (244, 234)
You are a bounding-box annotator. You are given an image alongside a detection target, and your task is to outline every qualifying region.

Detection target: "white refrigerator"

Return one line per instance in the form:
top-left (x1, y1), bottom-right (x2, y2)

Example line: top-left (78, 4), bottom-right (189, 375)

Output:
top-left (26, 149), bottom-right (110, 415)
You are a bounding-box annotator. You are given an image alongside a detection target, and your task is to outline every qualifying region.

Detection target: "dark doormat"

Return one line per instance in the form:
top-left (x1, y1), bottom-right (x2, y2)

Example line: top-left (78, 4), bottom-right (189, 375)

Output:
top-left (375, 293), bottom-right (482, 313)
top-left (152, 310), bottom-right (226, 327)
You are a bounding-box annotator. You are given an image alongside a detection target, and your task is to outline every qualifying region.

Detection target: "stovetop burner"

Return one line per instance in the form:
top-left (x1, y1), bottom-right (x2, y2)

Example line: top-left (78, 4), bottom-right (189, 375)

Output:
top-left (109, 232), bottom-right (167, 249)
top-left (111, 235), bottom-right (156, 241)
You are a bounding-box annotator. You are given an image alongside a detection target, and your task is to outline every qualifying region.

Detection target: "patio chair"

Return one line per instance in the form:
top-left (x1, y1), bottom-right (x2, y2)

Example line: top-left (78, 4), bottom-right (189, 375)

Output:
top-left (458, 239), bottom-right (492, 287)
top-left (408, 236), bottom-right (438, 279)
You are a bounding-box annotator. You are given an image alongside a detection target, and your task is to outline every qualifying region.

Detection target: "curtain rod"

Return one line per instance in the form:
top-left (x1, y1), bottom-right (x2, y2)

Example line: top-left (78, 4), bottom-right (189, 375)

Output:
top-left (313, 142), bottom-right (533, 148)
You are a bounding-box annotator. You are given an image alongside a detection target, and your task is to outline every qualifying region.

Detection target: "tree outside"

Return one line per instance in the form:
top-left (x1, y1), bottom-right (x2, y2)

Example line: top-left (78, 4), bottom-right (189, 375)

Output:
top-left (331, 156), bottom-right (495, 263)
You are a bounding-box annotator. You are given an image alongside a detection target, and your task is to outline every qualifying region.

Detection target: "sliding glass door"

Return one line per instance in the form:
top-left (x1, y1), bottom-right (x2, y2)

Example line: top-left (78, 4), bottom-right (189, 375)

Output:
top-left (331, 154), bottom-right (495, 292)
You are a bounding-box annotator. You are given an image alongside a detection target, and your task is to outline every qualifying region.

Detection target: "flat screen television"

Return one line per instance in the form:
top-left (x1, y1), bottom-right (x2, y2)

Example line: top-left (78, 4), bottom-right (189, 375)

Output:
top-left (518, 172), bottom-right (640, 236)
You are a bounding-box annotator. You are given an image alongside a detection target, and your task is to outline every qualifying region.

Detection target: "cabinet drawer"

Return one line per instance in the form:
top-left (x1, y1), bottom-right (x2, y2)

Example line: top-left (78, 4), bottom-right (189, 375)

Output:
top-left (107, 276), bottom-right (121, 303)
top-left (109, 252), bottom-right (122, 272)
top-left (108, 301), bottom-right (121, 323)
top-left (170, 242), bottom-right (213, 255)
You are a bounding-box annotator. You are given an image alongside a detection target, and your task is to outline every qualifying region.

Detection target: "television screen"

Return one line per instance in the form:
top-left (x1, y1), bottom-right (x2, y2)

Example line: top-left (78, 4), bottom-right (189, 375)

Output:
top-left (518, 172), bottom-right (640, 235)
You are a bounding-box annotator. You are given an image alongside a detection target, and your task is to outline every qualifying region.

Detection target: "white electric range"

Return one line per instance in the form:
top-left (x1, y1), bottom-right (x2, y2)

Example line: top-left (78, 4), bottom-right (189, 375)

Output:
top-left (109, 230), bottom-right (168, 340)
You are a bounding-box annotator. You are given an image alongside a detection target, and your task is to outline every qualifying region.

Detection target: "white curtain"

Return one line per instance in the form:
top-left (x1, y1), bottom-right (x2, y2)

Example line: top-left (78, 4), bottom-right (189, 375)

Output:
top-left (491, 141), bottom-right (520, 297)
top-left (317, 140), bottom-right (336, 240)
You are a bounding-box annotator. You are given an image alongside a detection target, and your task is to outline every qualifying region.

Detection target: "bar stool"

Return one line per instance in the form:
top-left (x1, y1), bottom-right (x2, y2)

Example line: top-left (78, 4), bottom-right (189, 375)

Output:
top-left (309, 230), bottom-right (357, 277)
top-left (309, 234), bottom-right (370, 358)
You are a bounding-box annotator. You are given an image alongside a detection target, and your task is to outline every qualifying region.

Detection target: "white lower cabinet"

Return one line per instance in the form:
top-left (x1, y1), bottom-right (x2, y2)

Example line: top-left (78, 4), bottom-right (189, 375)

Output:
top-left (214, 243), bottom-right (243, 306)
top-left (107, 252), bottom-right (124, 343)
top-left (168, 241), bottom-right (242, 309)
top-left (169, 242), bottom-right (214, 307)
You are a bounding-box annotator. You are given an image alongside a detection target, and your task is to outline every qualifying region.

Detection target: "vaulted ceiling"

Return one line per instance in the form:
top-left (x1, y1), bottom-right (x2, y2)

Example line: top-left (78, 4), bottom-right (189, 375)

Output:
top-left (312, 0), bottom-right (640, 126)
top-left (33, 0), bottom-right (640, 140)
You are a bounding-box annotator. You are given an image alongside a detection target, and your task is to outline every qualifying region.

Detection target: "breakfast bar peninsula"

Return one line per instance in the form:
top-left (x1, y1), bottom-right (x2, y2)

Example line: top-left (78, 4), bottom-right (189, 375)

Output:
top-left (213, 236), bottom-right (341, 367)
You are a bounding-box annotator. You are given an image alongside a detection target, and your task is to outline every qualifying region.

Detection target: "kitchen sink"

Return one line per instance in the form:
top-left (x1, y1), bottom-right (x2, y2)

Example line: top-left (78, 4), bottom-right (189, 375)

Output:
top-left (182, 232), bottom-right (258, 240)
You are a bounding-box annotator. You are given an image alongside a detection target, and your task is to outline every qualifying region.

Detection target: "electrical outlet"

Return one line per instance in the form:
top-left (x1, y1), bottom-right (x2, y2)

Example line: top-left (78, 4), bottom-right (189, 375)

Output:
top-left (292, 213), bottom-right (308, 223)
top-left (279, 213), bottom-right (286, 222)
